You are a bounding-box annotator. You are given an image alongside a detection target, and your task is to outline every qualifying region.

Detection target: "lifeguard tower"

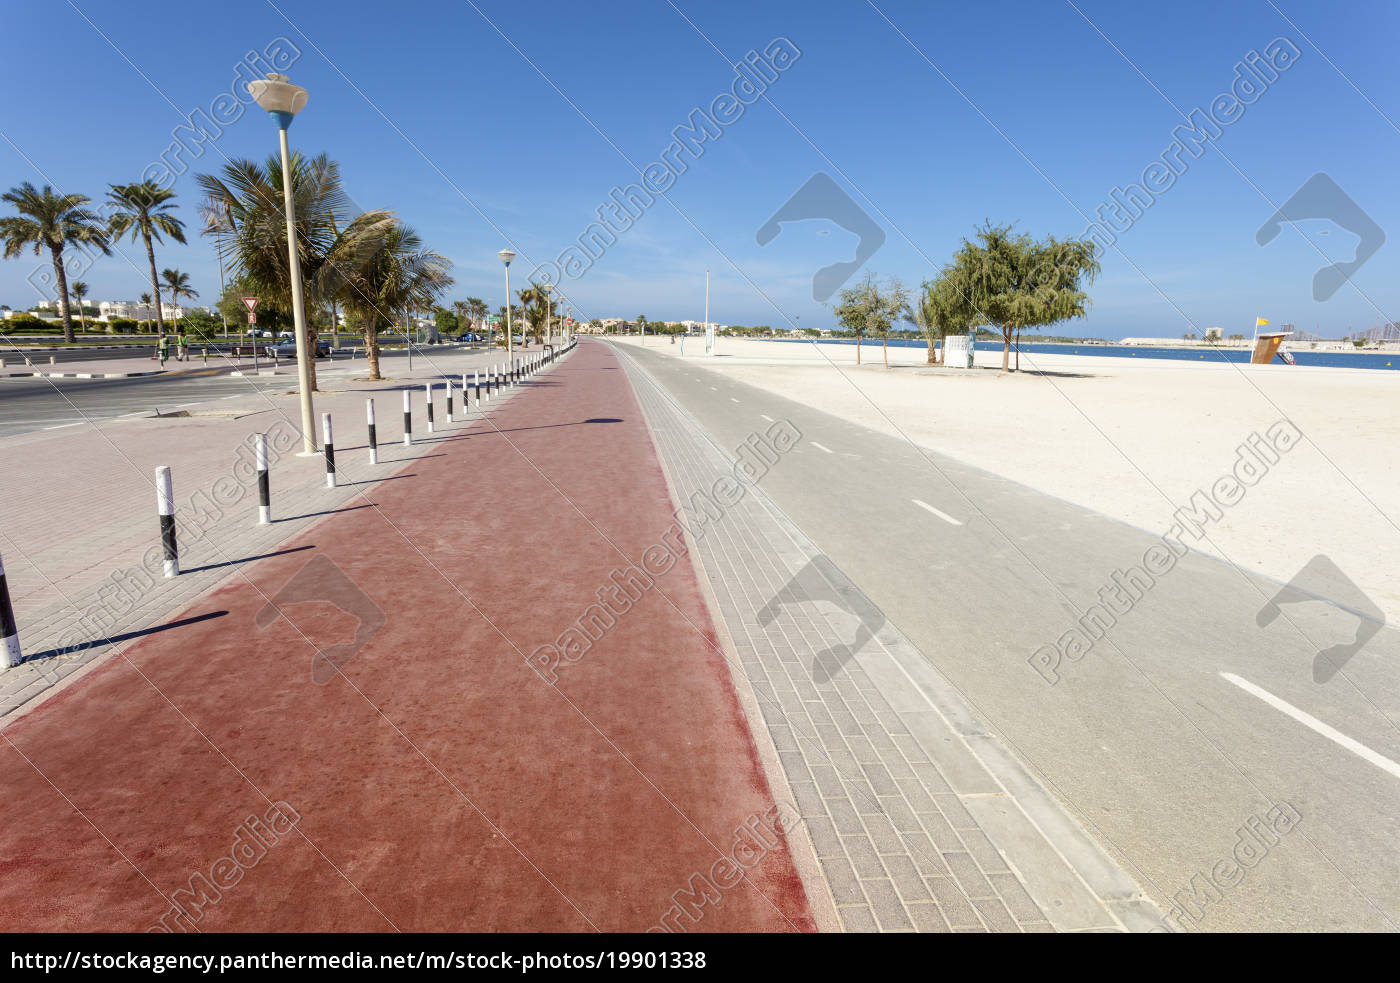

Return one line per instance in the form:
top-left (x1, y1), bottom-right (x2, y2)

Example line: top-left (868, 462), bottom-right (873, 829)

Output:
top-left (1251, 317), bottom-right (1291, 365)
top-left (1251, 331), bottom-right (1291, 364)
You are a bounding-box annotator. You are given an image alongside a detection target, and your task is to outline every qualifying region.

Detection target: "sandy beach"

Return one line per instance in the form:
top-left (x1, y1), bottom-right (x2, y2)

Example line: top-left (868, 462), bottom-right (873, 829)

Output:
top-left (612, 336), bottom-right (1400, 625)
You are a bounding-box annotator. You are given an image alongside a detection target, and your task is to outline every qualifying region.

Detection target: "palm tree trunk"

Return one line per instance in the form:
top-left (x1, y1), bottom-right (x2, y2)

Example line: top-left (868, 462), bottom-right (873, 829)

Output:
top-left (301, 303), bottom-right (318, 391)
top-left (50, 245), bottom-right (75, 344)
top-left (365, 326), bottom-right (381, 381)
top-left (1001, 332), bottom-right (1011, 371)
top-left (883, 336), bottom-right (889, 368)
top-left (1015, 326), bottom-right (1021, 372)
top-left (144, 232), bottom-right (165, 338)
top-left (856, 333), bottom-right (862, 365)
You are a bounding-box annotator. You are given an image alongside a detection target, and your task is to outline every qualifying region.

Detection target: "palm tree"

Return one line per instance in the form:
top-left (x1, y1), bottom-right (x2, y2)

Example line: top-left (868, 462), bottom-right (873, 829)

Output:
top-left (517, 285), bottom-right (555, 347)
top-left (107, 182), bottom-right (185, 339)
top-left (71, 280), bottom-right (90, 333)
top-left (161, 269), bottom-right (196, 323)
top-left (198, 153), bottom-right (395, 392)
top-left (0, 183), bottom-right (111, 342)
top-left (327, 220), bottom-right (452, 380)
top-left (465, 296), bottom-right (488, 332)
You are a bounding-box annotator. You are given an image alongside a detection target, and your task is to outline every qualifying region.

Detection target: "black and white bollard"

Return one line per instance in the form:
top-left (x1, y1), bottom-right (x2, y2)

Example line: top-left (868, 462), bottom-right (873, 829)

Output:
top-left (0, 551), bottom-right (22, 669)
top-left (256, 433), bottom-right (271, 524)
top-left (156, 465), bottom-right (178, 578)
top-left (322, 413), bottom-right (336, 488)
top-left (461, 372), bottom-right (469, 411)
top-left (446, 380), bottom-right (454, 422)
top-left (367, 398), bottom-right (378, 465)
top-left (403, 388), bottom-right (412, 445)
top-left (425, 383), bottom-right (435, 433)
top-left (474, 370), bottom-right (481, 408)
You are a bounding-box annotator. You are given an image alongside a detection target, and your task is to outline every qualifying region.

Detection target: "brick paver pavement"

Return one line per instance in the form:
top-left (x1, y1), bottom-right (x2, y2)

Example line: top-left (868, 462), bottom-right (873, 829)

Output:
top-left (617, 344), bottom-right (1165, 933)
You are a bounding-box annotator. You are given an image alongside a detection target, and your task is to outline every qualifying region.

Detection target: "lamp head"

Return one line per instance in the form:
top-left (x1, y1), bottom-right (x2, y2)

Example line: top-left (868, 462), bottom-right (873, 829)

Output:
top-left (248, 73), bottom-right (309, 129)
top-left (497, 248), bottom-right (516, 266)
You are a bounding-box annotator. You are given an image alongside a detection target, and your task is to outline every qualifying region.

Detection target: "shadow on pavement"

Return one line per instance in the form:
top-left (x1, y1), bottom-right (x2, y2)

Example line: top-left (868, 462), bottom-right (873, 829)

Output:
top-left (22, 610), bottom-right (230, 663)
top-left (182, 544), bottom-right (316, 574)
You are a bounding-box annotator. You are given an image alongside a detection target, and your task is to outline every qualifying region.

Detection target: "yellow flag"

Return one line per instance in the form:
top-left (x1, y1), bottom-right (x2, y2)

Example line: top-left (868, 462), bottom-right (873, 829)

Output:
top-left (1256, 317), bottom-right (1270, 327)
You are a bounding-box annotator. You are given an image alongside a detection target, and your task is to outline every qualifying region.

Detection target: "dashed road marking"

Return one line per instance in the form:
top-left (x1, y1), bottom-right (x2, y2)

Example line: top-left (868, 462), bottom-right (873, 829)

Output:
top-left (913, 498), bottom-right (963, 526)
top-left (810, 441), bottom-right (834, 454)
top-left (760, 414), bottom-right (775, 423)
top-left (1220, 672), bottom-right (1400, 782)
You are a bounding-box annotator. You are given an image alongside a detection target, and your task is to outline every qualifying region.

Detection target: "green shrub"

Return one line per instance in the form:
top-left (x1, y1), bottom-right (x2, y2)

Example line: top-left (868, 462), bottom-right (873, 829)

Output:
top-left (1, 313), bottom-right (55, 333)
top-left (108, 318), bottom-right (138, 333)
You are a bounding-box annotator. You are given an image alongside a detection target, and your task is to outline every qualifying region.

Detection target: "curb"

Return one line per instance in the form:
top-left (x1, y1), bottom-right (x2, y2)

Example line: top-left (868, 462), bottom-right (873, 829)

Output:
top-left (1, 370), bottom-right (167, 379)
top-left (616, 341), bottom-right (1167, 933)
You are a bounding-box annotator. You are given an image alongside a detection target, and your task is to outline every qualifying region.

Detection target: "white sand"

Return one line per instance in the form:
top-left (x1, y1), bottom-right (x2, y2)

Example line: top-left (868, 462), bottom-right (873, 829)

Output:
top-left (615, 336), bottom-right (1400, 622)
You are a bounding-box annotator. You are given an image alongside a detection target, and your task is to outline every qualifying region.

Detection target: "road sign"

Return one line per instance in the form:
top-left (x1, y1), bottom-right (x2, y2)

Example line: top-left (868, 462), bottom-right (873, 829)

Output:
top-left (241, 296), bottom-right (259, 313)
top-left (246, 312), bottom-right (256, 324)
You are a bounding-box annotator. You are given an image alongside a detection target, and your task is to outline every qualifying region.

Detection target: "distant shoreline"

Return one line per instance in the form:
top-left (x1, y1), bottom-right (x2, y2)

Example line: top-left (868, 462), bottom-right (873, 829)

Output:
top-left (767, 336), bottom-right (1398, 370)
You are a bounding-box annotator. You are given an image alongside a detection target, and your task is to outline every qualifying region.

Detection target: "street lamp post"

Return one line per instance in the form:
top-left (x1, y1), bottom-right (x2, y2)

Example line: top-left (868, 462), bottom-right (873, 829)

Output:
top-left (498, 249), bottom-right (515, 363)
top-left (541, 283), bottom-right (552, 350)
top-left (704, 267), bottom-right (713, 356)
top-left (248, 72), bottom-right (316, 455)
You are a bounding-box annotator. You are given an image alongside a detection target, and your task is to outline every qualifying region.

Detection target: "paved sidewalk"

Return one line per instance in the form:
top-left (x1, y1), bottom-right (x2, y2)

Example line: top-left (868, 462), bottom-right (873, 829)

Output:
top-left (617, 345), bottom-right (1164, 933)
top-left (0, 344), bottom-right (548, 715)
top-left (0, 340), bottom-right (815, 932)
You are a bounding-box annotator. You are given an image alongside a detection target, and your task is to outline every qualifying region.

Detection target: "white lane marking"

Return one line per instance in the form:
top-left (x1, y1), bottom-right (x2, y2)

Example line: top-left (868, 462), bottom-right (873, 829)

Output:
top-left (913, 498), bottom-right (963, 526)
top-left (810, 441), bottom-right (835, 454)
top-left (1220, 672), bottom-right (1400, 781)
top-left (730, 397), bottom-right (740, 403)
top-left (710, 386), bottom-right (718, 391)
top-left (761, 414), bottom-right (775, 423)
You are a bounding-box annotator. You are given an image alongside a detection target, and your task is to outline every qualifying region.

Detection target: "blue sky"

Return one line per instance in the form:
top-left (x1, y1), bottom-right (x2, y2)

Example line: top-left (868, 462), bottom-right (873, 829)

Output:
top-left (3, 0), bottom-right (1397, 339)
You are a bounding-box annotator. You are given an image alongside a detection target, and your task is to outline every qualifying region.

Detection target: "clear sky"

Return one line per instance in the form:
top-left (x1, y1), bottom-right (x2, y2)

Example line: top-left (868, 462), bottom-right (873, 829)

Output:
top-left (3, 0), bottom-right (1397, 339)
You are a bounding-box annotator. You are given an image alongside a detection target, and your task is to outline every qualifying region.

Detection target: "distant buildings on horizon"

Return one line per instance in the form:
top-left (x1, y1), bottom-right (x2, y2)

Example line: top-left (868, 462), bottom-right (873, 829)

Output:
top-left (10, 299), bottom-right (214, 320)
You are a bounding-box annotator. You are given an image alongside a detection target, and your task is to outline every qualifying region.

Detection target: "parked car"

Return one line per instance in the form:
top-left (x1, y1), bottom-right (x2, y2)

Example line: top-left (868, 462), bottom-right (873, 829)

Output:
top-left (268, 339), bottom-right (332, 358)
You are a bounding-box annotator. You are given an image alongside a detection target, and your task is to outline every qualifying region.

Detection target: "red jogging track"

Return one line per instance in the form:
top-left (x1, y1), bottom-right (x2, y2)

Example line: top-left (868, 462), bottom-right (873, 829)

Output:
top-left (0, 341), bottom-right (815, 933)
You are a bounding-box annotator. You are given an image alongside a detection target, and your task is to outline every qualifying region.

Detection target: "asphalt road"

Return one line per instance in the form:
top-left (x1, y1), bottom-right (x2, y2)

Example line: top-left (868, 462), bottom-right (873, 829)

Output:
top-left (617, 341), bottom-right (1400, 932)
top-left (0, 370), bottom-right (293, 438)
top-left (0, 345), bottom-right (507, 438)
top-left (0, 341), bottom-right (491, 365)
